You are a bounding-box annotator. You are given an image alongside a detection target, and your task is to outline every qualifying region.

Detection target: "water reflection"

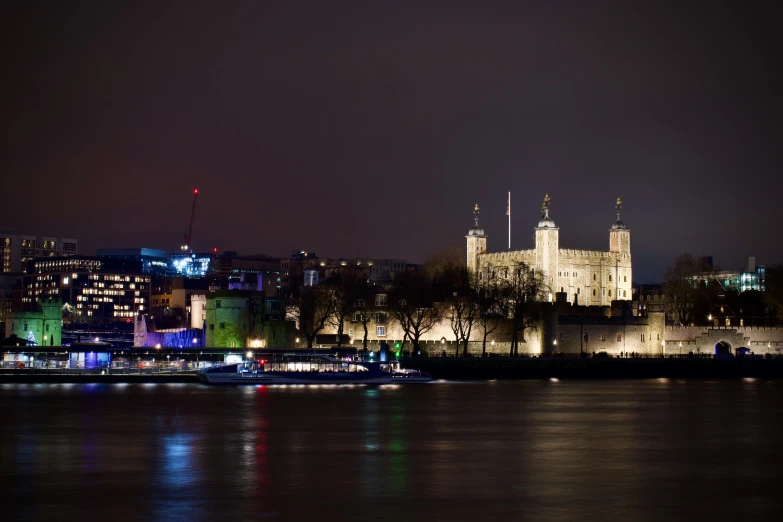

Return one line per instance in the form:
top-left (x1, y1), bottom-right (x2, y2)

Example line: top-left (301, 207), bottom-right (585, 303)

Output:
top-left (0, 381), bottom-right (782, 522)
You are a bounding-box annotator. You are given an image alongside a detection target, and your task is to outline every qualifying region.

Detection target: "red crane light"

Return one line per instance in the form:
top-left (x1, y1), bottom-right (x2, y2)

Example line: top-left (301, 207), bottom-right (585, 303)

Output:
top-left (182, 189), bottom-right (199, 251)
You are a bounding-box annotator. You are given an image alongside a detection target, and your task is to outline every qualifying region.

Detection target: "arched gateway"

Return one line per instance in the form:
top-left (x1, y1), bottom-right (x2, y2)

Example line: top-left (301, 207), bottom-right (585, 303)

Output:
top-left (714, 341), bottom-right (732, 356)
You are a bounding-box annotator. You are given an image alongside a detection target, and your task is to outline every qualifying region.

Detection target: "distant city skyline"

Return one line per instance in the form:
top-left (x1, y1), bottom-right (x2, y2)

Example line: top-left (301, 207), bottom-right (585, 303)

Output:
top-left (2, 2), bottom-right (780, 282)
top-left (0, 193), bottom-right (774, 284)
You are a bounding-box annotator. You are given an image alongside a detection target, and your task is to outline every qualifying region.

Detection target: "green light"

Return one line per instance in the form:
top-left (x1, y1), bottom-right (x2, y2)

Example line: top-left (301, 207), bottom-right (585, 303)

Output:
top-left (394, 343), bottom-right (400, 348)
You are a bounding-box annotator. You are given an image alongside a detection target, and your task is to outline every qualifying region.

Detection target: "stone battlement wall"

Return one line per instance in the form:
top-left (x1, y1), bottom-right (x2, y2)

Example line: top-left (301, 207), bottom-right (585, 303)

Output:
top-left (663, 326), bottom-right (783, 355)
top-left (480, 250), bottom-right (536, 261)
top-left (558, 249), bottom-right (620, 259)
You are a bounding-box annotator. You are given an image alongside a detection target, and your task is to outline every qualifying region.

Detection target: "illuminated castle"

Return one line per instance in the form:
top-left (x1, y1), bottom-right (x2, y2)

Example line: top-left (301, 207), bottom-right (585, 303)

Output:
top-left (467, 195), bottom-right (632, 306)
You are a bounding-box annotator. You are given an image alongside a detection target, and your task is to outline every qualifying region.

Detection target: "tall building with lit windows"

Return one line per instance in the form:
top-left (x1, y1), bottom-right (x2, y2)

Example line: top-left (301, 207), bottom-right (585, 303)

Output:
top-left (22, 256), bottom-right (150, 322)
top-left (0, 231), bottom-right (78, 273)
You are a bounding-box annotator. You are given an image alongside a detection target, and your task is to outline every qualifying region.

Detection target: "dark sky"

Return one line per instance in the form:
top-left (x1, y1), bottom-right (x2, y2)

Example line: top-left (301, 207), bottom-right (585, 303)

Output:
top-left (2, 1), bottom-right (781, 282)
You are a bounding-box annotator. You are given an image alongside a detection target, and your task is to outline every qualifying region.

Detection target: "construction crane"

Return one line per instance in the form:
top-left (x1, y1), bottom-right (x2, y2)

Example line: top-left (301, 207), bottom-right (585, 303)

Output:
top-left (181, 188), bottom-right (199, 251)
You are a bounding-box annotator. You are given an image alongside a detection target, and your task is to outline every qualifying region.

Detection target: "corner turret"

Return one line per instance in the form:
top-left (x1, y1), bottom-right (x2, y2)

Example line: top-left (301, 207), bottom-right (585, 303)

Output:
top-left (466, 204), bottom-right (487, 274)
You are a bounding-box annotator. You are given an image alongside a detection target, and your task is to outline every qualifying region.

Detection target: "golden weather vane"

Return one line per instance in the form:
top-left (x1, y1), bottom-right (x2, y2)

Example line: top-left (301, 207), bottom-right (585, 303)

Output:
top-left (616, 197), bottom-right (622, 220)
top-left (473, 203), bottom-right (480, 226)
top-left (541, 194), bottom-right (551, 217)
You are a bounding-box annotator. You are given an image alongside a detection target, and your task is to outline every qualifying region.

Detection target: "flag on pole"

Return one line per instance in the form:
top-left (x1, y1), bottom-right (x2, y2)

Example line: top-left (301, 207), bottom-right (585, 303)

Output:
top-left (507, 191), bottom-right (511, 250)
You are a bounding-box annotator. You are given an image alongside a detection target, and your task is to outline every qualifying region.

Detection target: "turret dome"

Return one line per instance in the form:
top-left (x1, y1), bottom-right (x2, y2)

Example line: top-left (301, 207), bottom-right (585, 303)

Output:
top-left (467, 203), bottom-right (486, 237)
top-left (611, 220), bottom-right (626, 230)
top-left (536, 193), bottom-right (556, 228)
top-left (611, 197), bottom-right (627, 230)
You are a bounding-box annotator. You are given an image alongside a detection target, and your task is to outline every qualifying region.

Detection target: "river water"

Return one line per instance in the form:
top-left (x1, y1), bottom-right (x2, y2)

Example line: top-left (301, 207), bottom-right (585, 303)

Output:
top-left (2, 380), bottom-right (782, 522)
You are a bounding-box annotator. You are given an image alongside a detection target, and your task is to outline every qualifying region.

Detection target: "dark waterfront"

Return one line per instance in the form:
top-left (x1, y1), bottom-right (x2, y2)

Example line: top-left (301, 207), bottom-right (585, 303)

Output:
top-left (2, 381), bottom-right (782, 522)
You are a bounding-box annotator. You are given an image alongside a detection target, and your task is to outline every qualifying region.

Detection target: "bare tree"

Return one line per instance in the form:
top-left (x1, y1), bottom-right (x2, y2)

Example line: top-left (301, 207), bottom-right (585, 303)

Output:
top-left (447, 294), bottom-right (480, 356)
top-left (327, 272), bottom-right (362, 348)
top-left (352, 282), bottom-right (376, 351)
top-left (389, 272), bottom-right (442, 356)
top-left (289, 285), bottom-right (335, 349)
top-left (663, 253), bottom-right (705, 326)
top-left (764, 264), bottom-right (783, 325)
top-left (494, 262), bottom-right (549, 357)
top-left (476, 278), bottom-right (502, 356)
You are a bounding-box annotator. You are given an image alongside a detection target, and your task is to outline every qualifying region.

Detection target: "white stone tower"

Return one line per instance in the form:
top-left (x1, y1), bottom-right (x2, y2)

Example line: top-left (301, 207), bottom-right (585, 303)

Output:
top-left (534, 194), bottom-right (559, 289)
top-left (609, 197), bottom-right (632, 300)
top-left (466, 203), bottom-right (487, 274)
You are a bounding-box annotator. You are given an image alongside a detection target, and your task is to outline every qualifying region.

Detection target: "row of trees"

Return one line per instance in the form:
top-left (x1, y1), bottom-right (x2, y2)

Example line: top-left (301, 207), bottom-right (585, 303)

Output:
top-left (289, 255), bottom-right (550, 356)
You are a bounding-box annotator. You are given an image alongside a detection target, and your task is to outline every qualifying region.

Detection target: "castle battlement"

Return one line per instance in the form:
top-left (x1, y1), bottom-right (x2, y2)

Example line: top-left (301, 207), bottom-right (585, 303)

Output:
top-left (559, 249), bottom-right (620, 258)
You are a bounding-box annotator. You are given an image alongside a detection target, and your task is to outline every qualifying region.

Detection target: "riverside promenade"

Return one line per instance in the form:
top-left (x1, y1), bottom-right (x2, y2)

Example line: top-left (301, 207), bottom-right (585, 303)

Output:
top-left (402, 355), bottom-right (783, 380)
top-left (2, 356), bottom-right (783, 383)
top-left (0, 368), bottom-right (197, 384)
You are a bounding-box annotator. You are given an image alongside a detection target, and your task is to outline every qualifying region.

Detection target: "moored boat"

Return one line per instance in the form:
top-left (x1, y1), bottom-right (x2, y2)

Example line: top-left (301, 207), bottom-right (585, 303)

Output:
top-left (197, 353), bottom-right (432, 385)
top-left (198, 354), bottom-right (393, 385)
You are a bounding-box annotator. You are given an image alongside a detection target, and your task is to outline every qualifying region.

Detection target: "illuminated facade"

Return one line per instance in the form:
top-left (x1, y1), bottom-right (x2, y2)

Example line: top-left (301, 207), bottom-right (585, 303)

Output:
top-left (0, 232), bottom-right (78, 273)
top-left (690, 256), bottom-right (766, 293)
top-left (23, 256), bottom-right (150, 320)
top-left (4, 298), bottom-right (62, 346)
top-left (169, 252), bottom-right (215, 277)
top-left (204, 291), bottom-right (291, 348)
top-left (467, 195), bottom-right (632, 306)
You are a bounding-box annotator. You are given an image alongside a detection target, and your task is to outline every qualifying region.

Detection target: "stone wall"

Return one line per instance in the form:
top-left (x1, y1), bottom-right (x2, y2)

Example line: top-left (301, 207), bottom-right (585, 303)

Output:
top-left (663, 325), bottom-right (783, 355)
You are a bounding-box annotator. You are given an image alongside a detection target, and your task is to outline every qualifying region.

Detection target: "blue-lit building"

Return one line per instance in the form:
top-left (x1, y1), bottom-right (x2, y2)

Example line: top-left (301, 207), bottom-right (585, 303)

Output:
top-left (169, 252), bottom-right (217, 277)
top-left (692, 256), bottom-right (766, 293)
top-left (96, 248), bottom-right (170, 276)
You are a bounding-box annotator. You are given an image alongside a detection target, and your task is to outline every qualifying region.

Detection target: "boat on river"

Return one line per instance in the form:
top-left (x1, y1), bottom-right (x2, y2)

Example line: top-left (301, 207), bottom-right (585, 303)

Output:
top-left (197, 353), bottom-right (431, 385)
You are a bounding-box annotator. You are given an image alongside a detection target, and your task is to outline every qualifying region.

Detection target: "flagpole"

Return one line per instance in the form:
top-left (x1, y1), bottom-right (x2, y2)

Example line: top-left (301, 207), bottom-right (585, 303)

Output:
top-left (508, 191), bottom-right (511, 250)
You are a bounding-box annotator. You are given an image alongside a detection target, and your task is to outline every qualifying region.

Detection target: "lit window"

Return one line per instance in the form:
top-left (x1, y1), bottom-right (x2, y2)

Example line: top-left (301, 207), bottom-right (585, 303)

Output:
top-left (376, 326), bottom-right (386, 336)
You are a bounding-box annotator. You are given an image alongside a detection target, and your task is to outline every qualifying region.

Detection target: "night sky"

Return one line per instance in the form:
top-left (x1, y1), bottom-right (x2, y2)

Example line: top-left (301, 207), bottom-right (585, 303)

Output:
top-left (2, 1), bottom-right (780, 282)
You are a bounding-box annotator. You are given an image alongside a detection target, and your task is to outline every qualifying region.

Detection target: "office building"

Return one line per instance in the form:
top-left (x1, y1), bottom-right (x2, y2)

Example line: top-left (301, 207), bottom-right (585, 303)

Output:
top-left (0, 231), bottom-right (78, 273)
